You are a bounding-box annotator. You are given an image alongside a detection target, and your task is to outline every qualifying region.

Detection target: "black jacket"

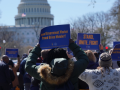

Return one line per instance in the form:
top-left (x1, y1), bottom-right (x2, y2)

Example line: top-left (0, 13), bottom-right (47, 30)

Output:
top-left (9, 68), bottom-right (15, 88)
top-left (0, 61), bottom-right (11, 86)
top-left (31, 77), bottom-right (40, 86)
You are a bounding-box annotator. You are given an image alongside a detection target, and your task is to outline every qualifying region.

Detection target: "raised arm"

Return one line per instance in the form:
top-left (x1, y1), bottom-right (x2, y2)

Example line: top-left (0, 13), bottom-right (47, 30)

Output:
top-left (14, 55), bottom-right (21, 71)
top-left (69, 39), bottom-right (89, 77)
top-left (25, 44), bottom-right (42, 80)
top-left (78, 69), bottom-right (92, 83)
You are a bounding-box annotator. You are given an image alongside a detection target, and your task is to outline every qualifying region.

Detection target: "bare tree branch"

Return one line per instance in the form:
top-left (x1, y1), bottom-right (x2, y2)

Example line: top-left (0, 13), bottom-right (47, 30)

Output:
top-left (33, 23), bottom-right (41, 42)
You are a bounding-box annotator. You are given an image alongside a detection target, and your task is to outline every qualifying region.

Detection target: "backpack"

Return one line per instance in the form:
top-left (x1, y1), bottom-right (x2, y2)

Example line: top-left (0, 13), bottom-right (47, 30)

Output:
top-left (55, 80), bottom-right (74, 90)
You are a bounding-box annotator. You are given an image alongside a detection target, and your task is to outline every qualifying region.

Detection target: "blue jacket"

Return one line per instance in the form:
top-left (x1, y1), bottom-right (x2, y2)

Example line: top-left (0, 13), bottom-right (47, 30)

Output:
top-left (19, 58), bottom-right (31, 83)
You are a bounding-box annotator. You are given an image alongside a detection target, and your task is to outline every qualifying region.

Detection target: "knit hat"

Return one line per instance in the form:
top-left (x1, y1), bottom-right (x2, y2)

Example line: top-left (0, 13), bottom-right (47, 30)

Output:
top-left (50, 58), bottom-right (68, 77)
top-left (99, 52), bottom-right (112, 67)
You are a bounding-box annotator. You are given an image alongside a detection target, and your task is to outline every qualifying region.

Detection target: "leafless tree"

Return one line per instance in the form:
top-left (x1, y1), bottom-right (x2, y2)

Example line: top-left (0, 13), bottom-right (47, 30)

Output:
top-left (0, 0), bottom-right (1, 18)
top-left (88, 0), bottom-right (111, 7)
top-left (69, 11), bottom-right (113, 47)
top-left (110, 0), bottom-right (120, 41)
top-left (0, 26), bottom-right (15, 55)
top-left (0, 26), bottom-right (25, 57)
top-left (33, 23), bottom-right (42, 42)
top-left (93, 12), bottom-right (113, 47)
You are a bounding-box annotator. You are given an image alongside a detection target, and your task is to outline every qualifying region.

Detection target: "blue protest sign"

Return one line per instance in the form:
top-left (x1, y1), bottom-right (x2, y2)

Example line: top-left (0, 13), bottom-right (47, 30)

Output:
top-left (111, 44), bottom-right (120, 61)
top-left (6, 49), bottom-right (18, 58)
top-left (77, 33), bottom-right (100, 50)
top-left (39, 24), bottom-right (70, 49)
top-left (113, 41), bottom-right (120, 48)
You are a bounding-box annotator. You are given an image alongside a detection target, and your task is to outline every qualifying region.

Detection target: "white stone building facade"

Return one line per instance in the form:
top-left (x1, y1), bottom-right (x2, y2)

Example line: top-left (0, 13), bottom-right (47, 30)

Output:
top-left (15, 0), bottom-right (54, 26)
top-left (7, 0), bottom-right (54, 47)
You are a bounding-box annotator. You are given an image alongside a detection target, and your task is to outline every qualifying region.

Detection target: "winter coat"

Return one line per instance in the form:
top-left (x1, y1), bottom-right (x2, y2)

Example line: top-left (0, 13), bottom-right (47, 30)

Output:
top-left (25, 42), bottom-right (89, 90)
top-left (79, 67), bottom-right (120, 90)
top-left (0, 61), bottom-right (11, 86)
top-left (19, 58), bottom-right (31, 83)
top-left (9, 68), bottom-right (15, 89)
top-left (31, 77), bottom-right (41, 86)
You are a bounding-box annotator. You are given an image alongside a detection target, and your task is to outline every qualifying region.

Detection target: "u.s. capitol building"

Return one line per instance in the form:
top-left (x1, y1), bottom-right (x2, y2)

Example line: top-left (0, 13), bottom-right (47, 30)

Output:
top-left (7, 0), bottom-right (54, 46)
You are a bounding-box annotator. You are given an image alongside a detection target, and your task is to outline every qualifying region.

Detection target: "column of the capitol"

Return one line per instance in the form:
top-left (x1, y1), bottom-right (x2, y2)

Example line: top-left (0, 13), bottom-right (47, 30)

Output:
top-left (39, 18), bottom-right (41, 26)
top-left (30, 18), bottom-right (31, 25)
top-left (36, 17), bottom-right (38, 24)
top-left (45, 18), bottom-right (47, 26)
top-left (43, 18), bottom-right (44, 26)
top-left (15, 0), bottom-right (54, 27)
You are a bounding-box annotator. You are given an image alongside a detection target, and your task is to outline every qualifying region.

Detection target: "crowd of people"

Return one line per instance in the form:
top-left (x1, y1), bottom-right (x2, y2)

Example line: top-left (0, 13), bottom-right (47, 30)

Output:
top-left (0, 39), bottom-right (120, 90)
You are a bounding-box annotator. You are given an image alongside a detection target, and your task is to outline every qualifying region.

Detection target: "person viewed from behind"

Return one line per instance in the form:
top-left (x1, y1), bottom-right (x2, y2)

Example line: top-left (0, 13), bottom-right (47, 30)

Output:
top-left (19, 49), bottom-right (32, 90)
top-left (8, 55), bottom-right (21, 90)
top-left (9, 68), bottom-right (15, 90)
top-left (30, 49), bottom-right (43, 90)
top-left (30, 57), bottom-right (43, 90)
top-left (21, 53), bottom-right (28, 62)
top-left (79, 52), bottom-right (120, 90)
top-left (85, 50), bottom-right (98, 69)
top-left (94, 44), bottom-right (104, 65)
top-left (25, 39), bottom-right (89, 90)
top-left (18, 53), bottom-right (28, 90)
top-left (0, 55), bottom-right (13, 90)
top-left (78, 50), bottom-right (98, 89)
top-left (30, 49), bottom-right (49, 90)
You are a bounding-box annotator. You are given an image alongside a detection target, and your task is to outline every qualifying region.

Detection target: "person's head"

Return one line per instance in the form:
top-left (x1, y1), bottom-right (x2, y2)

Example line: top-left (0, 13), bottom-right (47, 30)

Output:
top-left (41, 49), bottom-right (50, 60)
top-left (85, 50), bottom-right (96, 62)
top-left (8, 60), bottom-right (14, 68)
top-left (109, 49), bottom-right (113, 55)
top-left (2, 55), bottom-right (9, 64)
top-left (99, 52), bottom-right (112, 67)
top-left (21, 53), bottom-right (28, 60)
top-left (46, 48), bottom-right (69, 64)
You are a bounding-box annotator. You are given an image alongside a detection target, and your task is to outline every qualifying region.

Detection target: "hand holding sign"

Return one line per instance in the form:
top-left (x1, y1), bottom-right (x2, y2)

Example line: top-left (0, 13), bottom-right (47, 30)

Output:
top-left (69, 39), bottom-right (74, 44)
top-left (36, 43), bottom-right (40, 47)
top-left (66, 51), bottom-right (73, 59)
top-left (99, 44), bottom-right (103, 50)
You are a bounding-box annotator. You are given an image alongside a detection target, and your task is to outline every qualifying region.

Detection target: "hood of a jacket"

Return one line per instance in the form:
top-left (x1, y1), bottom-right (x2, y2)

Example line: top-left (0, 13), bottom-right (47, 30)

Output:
top-left (37, 59), bottom-right (74, 85)
top-left (50, 58), bottom-right (68, 77)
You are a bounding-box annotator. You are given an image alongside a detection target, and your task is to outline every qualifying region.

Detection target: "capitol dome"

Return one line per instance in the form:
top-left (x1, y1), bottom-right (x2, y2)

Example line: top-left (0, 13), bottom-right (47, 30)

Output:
top-left (15, 0), bottom-right (54, 26)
